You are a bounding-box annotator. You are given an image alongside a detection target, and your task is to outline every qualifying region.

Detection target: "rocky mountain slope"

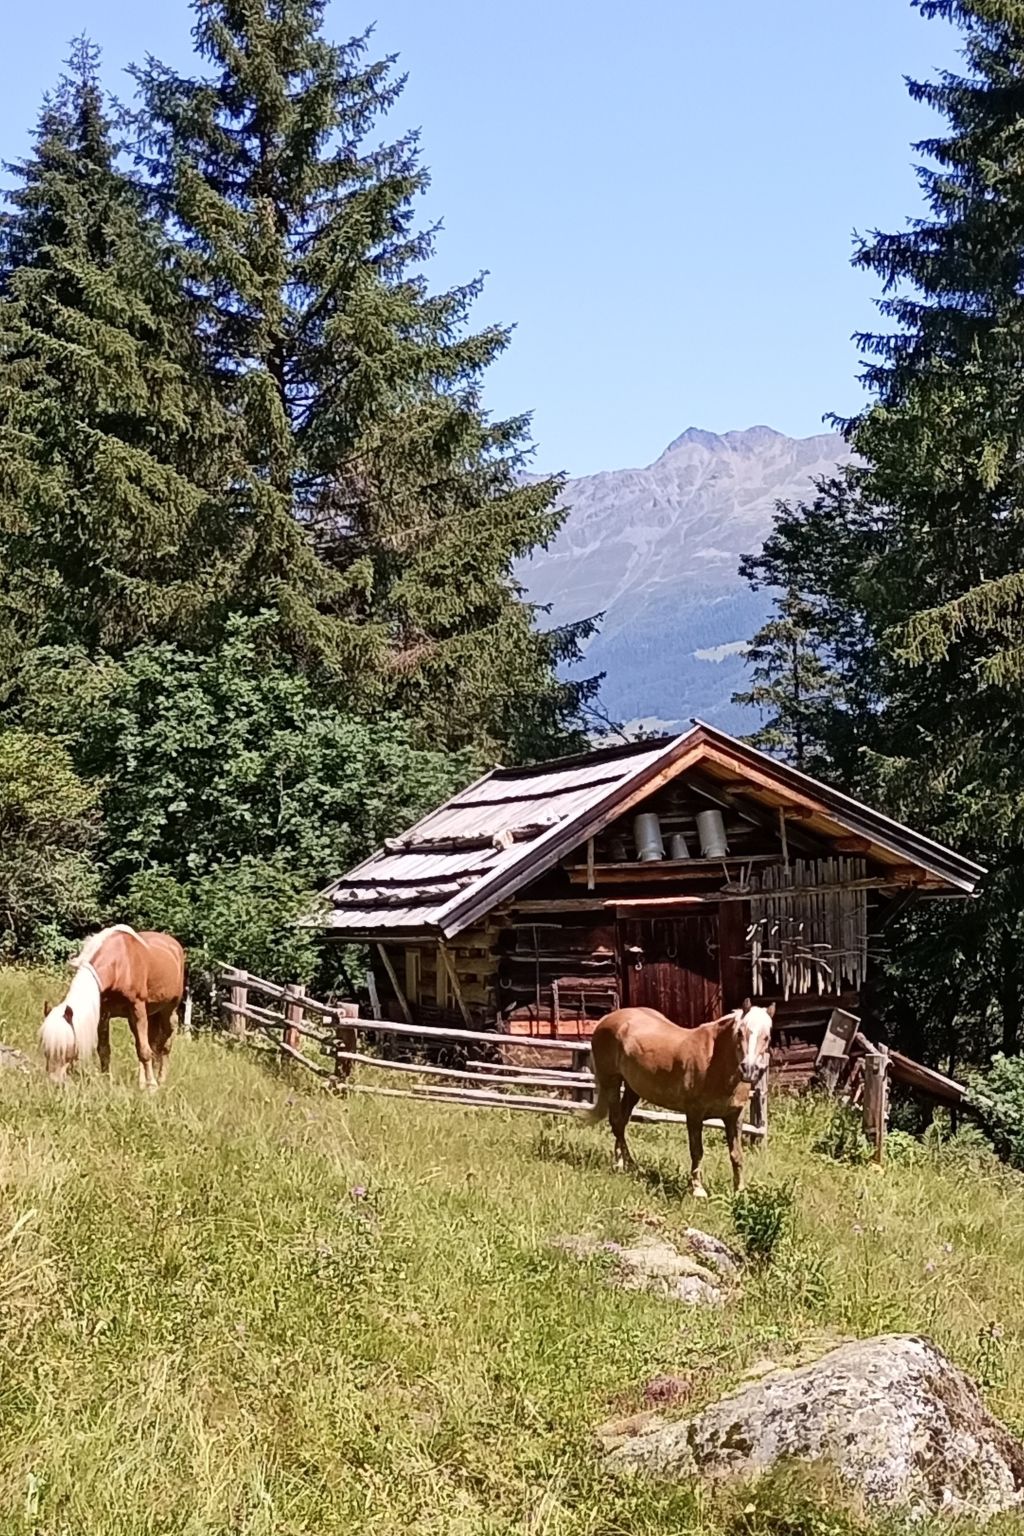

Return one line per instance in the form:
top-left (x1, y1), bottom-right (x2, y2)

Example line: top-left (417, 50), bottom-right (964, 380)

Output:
top-left (520, 425), bottom-right (852, 734)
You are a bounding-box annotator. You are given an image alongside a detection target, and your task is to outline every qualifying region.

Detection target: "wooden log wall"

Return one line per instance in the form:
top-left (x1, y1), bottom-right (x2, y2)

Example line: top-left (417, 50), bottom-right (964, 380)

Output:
top-left (496, 916), bottom-right (619, 1038)
top-left (372, 923), bottom-right (501, 1035)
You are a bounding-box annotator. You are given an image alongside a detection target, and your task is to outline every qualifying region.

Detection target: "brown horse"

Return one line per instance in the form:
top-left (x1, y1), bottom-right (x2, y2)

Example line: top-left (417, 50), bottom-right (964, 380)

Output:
top-left (583, 1000), bottom-right (775, 1197)
top-left (40, 925), bottom-right (187, 1090)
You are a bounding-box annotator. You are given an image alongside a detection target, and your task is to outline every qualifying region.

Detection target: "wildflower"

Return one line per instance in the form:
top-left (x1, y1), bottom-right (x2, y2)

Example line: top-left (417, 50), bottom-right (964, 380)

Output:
top-left (350, 1185), bottom-right (368, 1201)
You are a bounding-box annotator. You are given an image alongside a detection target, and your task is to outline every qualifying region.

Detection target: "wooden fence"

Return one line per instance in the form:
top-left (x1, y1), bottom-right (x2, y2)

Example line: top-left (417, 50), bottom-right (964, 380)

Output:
top-left (216, 966), bottom-right (768, 1141)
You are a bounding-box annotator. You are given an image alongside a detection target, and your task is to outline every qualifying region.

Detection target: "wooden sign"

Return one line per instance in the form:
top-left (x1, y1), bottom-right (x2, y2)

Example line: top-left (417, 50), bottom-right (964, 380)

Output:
top-left (818, 1008), bottom-right (860, 1061)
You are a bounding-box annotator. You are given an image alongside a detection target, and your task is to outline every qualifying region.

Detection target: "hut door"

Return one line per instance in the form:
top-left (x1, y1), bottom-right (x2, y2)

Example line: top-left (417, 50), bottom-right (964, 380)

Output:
top-left (618, 915), bottom-right (722, 1026)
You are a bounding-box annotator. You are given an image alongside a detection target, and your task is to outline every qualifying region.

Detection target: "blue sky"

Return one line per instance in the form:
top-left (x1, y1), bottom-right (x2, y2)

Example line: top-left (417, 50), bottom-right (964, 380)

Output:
top-left (2, 2), bottom-right (961, 477)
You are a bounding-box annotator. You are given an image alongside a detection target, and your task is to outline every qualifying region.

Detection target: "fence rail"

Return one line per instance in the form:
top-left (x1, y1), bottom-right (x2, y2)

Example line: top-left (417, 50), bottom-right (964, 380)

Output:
top-left (215, 966), bottom-right (767, 1140)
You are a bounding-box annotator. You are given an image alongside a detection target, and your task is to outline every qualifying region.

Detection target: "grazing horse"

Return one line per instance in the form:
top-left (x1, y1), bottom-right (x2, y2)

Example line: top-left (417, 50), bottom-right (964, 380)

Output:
top-left (40, 925), bottom-right (187, 1090)
top-left (583, 999), bottom-right (775, 1198)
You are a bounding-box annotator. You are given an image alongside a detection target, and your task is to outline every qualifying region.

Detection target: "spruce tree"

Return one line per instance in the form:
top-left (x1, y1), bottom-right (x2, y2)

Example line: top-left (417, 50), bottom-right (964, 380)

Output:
top-left (134, 0), bottom-right (595, 756)
top-left (732, 587), bottom-right (836, 770)
top-left (0, 41), bottom-right (234, 658)
top-left (738, 0), bottom-right (1024, 1059)
top-left (843, 0), bottom-right (1024, 1056)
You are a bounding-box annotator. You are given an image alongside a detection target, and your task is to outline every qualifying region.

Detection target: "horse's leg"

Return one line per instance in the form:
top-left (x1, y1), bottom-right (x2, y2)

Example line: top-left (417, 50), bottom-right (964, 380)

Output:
top-left (129, 1001), bottom-right (158, 1092)
top-left (687, 1116), bottom-right (708, 1200)
top-left (610, 1084), bottom-right (640, 1172)
top-left (97, 1014), bottom-right (111, 1076)
top-left (152, 1005), bottom-right (175, 1086)
top-left (724, 1109), bottom-right (744, 1193)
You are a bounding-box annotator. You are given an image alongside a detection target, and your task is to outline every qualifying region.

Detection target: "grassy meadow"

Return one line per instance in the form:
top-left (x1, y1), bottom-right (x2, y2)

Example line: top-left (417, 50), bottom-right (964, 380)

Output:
top-left (3, 967), bottom-right (1024, 1535)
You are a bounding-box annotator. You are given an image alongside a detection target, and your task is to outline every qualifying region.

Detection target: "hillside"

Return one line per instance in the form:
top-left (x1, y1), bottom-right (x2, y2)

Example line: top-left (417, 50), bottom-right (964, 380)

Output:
top-left (521, 426), bottom-right (853, 733)
top-left (2, 969), bottom-right (1023, 1535)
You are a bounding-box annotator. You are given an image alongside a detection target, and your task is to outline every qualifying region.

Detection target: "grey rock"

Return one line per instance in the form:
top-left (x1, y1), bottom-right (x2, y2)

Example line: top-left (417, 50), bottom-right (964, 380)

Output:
top-left (519, 425), bottom-right (853, 731)
top-left (682, 1227), bottom-right (742, 1277)
top-left (606, 1334), bottom-right (1024, 1522)
top-left (0, 1043), bottom-right (32, 1073)
top-left (553, 1230), bottom-right (728, 1306)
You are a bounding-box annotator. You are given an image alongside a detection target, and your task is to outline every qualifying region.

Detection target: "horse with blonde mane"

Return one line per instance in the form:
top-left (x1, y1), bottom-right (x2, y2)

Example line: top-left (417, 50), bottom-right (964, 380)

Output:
top-left (583, 999), bottom-right (775, 1197)
top-left (40, 925), bottom-right (187, 1089)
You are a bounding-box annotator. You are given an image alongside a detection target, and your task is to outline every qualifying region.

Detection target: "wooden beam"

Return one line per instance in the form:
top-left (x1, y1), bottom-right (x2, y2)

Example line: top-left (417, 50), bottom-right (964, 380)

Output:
top-left (876, 890), bottom-right (919, 931)
top-left (341, 1081), bottom-right (766, 1136)
top-left (586, 837), bottom-right (595, 892)
top-left (507, 898), bottom-right (608, 914)
top-left (376, 943), bottom-right (414, 1025)
top-left (686, 771), bottom-right (821, 854)
top-left (834, 837), bottom-right (872, 854)
top-left (438, 941), bottom-right (473, 1028)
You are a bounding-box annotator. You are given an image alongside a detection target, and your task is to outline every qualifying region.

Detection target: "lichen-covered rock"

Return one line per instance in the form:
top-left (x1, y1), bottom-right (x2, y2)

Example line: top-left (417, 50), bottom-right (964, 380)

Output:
top-left (682, 1227), bottom-right (742, 1277)
top-left (606, 1334), bottom-right (1024, 1521)
top-left (0, 1043), bottom-right (31, 1073)
top-left (553, 1231), bottom-right (728, 1306)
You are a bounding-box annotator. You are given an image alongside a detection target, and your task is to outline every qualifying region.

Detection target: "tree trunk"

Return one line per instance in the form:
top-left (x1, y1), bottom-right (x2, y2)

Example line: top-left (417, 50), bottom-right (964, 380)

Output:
top-left (999, 925), bottom-right (1020, 1056)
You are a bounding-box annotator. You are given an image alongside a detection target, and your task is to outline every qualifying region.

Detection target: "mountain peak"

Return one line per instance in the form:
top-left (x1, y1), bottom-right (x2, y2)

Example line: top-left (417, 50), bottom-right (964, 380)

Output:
top-left (660, 424), bottom-right (784, 459)
top-left (519, 423), bottom-right (853, 733)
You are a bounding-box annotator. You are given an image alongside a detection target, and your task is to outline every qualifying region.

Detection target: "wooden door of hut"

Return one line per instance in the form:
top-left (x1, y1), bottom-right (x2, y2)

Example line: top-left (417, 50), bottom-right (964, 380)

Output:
top-left (618, 914), bottom-right (722, 1025)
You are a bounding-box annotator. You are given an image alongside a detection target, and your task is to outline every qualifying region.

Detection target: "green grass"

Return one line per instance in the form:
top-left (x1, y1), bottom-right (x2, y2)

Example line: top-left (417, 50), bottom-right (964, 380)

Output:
top-left (3, 967), bottom-right (1024, 1535)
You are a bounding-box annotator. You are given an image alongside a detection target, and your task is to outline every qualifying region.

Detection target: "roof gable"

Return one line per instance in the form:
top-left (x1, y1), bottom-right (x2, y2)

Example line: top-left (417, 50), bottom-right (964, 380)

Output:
top-left (317, 724), bottom-right (984, 938)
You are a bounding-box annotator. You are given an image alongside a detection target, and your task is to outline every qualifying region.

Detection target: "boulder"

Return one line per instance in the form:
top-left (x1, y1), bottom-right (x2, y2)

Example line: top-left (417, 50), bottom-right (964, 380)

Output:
top-left (0, 1043), bottom-right (31, 1074)
top-left (554, 1229), bottom-right (737, 1306)
top-left (606, 1334), bottom-right (1024, 1521)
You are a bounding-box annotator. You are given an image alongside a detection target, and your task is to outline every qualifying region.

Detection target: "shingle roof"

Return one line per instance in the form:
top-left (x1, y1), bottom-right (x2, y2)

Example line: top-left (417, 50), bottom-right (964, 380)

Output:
top-left (316, 722), bottom-right (984, 938)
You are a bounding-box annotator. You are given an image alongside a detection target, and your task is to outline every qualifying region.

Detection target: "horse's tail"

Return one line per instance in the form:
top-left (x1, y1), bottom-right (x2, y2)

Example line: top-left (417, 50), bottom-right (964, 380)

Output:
top-left (178, 961), bottom-right (193, 1034)
top-left (40, 1003), bottom-right (99, 1081)
top-left (579, 1026), bottom-right (621, 1125)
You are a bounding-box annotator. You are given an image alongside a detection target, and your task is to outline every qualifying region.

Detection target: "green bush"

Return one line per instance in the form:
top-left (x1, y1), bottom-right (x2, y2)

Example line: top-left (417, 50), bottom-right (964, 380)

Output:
top-left (966, 1055), bottom-right (1024, 1170)
top-left (732, 1180), bottom-right (796, 1266)
top-left (125, 856), bottom-right (322, 984)
top-left (0, 728), bottom-right (101, 959)
top-left (811, 1104), bottom-right (871, 1165)
top-left (883, 1129), bottom-right (920, 1167)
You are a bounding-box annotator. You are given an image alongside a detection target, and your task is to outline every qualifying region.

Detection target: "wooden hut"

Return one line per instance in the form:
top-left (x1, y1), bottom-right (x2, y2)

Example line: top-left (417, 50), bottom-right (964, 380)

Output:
top-left (317, 722), bottom-right (983, 1080)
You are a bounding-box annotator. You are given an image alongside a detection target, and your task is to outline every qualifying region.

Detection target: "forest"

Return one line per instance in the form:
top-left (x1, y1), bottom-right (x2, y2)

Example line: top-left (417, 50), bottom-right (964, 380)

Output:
top-left (3, 0), bottom-right (1024, 1094)
top-left (0, 1), bottom-right (597, 980)
top-left (735, 0), bottom-right (1024, 1085)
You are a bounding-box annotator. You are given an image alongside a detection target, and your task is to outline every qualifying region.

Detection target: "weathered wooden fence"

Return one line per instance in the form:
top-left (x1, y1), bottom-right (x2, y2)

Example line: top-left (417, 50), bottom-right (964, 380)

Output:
top-left (217, 966), bottom-right (768, 1141)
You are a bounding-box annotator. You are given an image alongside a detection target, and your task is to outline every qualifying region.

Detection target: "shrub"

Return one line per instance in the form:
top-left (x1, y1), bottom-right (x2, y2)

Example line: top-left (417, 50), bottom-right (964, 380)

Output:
top-left (0, 728), bottom-right (102, 958)
top-left (811, 1104), bottom-right (871, 1166)
top-left (125, 856), bottom-right (322, 984)
top-left (966, 1055), bottom-right (1024, 1170)
top-left (883, 1129), bottom-right (920, 1167)
top-left (732, 1180), bottom-right (796, 1266)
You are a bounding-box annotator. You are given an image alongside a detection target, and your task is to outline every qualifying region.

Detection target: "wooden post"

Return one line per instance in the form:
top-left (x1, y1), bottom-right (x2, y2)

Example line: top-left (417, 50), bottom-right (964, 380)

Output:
top-left (749, 1060), bottom-right (769, 1141)
top-left (438, 942), bottom-right (473, 1028)
top-left (375, 944), bottom-right (414, 1025)
top-left (862, 1047), bottom-right (890, 1165)
top-left (333, 1001), bottom-right (359, 1085)
top-left (586, 837), bottom-right (596, 892)
top-left (366, 968), bottom-right (381, 1021)
top-left (283, 983), bottom-right (305, 1056)
top-left (778, 807), bottom-right (790, 872)
top-left (228, 972), bottom-right (248, 1038)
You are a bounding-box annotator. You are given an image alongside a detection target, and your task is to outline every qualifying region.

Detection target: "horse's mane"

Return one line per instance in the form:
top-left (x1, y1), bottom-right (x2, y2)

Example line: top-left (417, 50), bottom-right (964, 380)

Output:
top-left (71, 924), bottom-right (145, 969)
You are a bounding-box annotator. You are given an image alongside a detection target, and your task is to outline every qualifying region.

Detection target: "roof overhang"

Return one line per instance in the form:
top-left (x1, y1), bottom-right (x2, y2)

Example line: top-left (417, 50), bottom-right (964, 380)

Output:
top-left (313, 723), bottom-right (985, 941)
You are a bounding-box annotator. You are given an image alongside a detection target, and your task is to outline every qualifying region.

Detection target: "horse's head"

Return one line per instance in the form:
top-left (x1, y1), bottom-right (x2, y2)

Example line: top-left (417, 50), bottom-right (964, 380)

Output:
top-left (734, 998), bottom-right (775, 1084)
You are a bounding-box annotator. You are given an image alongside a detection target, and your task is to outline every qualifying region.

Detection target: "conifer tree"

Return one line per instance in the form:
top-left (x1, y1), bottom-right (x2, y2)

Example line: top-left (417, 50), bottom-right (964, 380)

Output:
top-left (738, 0), bottom-right (1024, 1059)
top-left (134, 0), bottom-right (595, 756)
top-left (0, 41), bottom-right (234, 658)
top-left (732, 587), bottom-right (836, 770)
